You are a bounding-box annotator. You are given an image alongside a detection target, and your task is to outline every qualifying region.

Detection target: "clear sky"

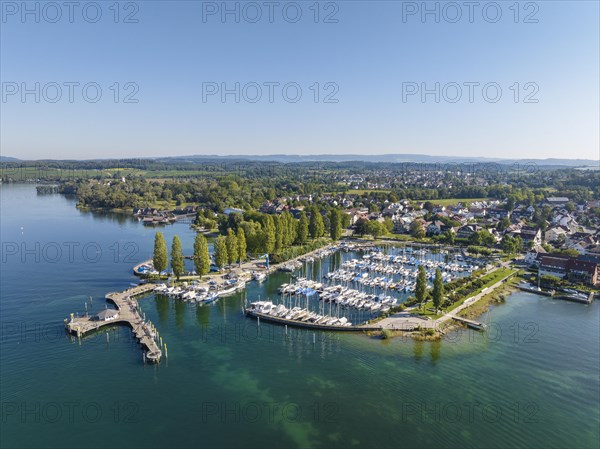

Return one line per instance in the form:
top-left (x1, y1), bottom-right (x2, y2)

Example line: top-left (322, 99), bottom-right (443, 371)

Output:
top-left (1, 0), bottom-right (598, 161)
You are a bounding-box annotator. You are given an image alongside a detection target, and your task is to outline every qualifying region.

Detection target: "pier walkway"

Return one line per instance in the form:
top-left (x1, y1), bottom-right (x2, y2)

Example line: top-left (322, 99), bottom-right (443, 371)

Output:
top-left (65, 283), bottom-right (163, 363)
top-left (451, 316), bottom-right (486, 330)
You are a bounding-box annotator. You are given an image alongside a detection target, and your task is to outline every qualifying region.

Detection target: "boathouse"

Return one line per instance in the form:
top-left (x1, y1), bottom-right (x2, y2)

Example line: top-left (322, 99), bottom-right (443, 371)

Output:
top-left (96, 309), bottom-right (119, 322)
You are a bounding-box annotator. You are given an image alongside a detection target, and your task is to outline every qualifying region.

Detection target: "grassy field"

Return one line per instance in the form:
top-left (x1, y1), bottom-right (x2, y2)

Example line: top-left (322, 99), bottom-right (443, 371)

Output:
top-left (346, 189), bottom-right (392, 195)
top-left (457, 275), bottom-right (521, 319)
top-left (415, 197), bottom-right (488, 206)
top-left (378, 234), bottom-right (433, 243)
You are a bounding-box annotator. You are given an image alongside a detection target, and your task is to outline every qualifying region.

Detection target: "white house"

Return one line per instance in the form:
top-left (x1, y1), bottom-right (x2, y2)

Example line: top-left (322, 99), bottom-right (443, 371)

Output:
top-left (524, 247), bottom-right (547, 265)
top-left (545, 225), bottom-right (569, 243)
top-left (224, 207), bottom-right (244, 215)
top-left (96, 309), bottom-right (119, 322)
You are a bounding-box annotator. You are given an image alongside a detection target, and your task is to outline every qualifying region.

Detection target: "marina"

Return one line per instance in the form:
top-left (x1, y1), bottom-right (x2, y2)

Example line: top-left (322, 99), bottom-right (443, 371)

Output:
top-left (257, 246), bottom-right (479, 330)
top-left (65, 243), bottom-right (523, 366)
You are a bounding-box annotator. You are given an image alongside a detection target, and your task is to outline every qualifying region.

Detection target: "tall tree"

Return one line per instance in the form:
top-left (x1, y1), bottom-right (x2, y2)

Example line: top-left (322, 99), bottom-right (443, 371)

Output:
top-left (354, 218), bottom-right (368, 236)
top-left (309, 209), bottom-right (324, 239)
top-left (410, 220), bottom-right (425, 239)
top-left (329, 208), bottom-right (343, 241)
top-left (281, 211), bottom-right (295, 246)
top-left (226, 228), bottom-right (238, 265)
top-left (415, 265), bottom-right (428, 307)
top-left (152, 232), bottom-right (168, 274)
top-left (297, 211), bottom-right (309, 244)
top-left (263, 215), bottom-right (276, 253)
top-left (237, 227), bottom-right (247, 265)
top-left (171, 235), bottom-right (185, 280)
top-left (214, 235), bottom-right (228, 270)
top-left (193, 233), bottom-right (210, 279)
top-left (432, 268), bottom-right (444, 313)
top-left (366, 220), bottom-right (386, 238)
top-left (274, 215), bottom-right (283, 251)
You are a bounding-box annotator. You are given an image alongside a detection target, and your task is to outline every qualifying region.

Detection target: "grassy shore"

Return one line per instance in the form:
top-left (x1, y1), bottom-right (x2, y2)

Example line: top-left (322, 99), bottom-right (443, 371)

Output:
top-left (456, 275), bottom-right (521, 320)
top-left (417, 267), bottom-right (516, 319)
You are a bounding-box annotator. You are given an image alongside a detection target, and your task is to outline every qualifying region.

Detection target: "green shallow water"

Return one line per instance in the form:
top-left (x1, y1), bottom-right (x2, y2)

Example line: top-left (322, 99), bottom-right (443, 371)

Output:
top-left (1, 184), bottom-right (599, 449)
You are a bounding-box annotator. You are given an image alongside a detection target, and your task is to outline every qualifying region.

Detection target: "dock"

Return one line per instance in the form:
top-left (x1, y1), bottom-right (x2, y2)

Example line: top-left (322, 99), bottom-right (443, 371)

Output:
top-left (517, 284), bottom-right (595, 304)
top-left (517, 285), bottom-right (555, 296)
top-left (65, 283), bottom-right (163, 363)
top-left (451, 316), bottom-right (486, 330)
top-left (554, 291), bottom-right (595, 305)
top-left (133, 259), bottom-right (153, 276)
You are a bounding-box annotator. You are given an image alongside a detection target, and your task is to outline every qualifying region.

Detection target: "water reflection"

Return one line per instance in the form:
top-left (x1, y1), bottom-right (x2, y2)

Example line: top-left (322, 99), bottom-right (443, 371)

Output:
top-left (413, 340), bottom-right (424, 360)
top-left (195, 304), bottom-right (210, 327)
top-left (78, 208), bottom-right (133, 226)
top-left (155, 294), bottom-right (170, 323)
top-left (430, 340), bottom-right (441, 363)
top-left (174, 299), bottom-right (186, 328)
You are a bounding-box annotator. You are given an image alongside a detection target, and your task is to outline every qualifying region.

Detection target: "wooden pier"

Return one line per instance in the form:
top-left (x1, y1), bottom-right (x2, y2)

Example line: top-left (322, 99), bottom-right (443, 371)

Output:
top-left (65, 283), bottom-right (163, 363)
top-left (451, 316), bottom-right (486, 331)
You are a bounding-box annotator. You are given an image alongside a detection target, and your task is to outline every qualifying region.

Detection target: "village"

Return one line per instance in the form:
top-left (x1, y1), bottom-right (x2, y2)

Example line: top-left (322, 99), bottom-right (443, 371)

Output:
top-left (132, 186), bottom-right (600, 289)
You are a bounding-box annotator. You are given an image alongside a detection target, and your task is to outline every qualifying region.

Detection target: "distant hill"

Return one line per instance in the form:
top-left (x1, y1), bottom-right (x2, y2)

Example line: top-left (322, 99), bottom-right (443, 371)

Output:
top-left (3, 154), bottom-right (598, 168)
top-left (0, 156), bottom-right (20, 162)
top-left (159, 154), bottom-right (599, 168)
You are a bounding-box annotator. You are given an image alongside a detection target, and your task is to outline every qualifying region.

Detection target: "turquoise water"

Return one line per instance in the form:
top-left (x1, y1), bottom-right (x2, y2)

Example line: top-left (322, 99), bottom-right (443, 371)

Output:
top-left (1, 184), bottom-right (598, 449)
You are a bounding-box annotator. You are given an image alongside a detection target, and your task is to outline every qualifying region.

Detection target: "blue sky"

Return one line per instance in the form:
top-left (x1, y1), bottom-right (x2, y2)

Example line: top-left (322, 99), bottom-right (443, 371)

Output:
top-left (1, 0), bottom-right (598, 160)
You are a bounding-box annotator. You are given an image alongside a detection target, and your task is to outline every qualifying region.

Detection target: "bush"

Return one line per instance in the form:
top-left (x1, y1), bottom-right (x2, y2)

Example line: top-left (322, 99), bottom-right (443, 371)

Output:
top-left (381, 329), bottom-right (393, 339)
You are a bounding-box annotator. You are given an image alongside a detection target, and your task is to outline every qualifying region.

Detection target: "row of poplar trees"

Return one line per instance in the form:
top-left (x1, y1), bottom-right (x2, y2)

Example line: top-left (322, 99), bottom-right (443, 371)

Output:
top-left (152, 208), bottom-right (344, 278)
top-left (152, 231), bottom-right (225, 280)
top-left (414, 265), bottom-right (445, 313)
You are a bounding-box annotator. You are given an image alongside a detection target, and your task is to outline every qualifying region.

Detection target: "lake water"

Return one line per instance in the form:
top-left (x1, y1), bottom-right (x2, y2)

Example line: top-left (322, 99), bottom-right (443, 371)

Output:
top-left (1, 184), bottom-right (598, 449)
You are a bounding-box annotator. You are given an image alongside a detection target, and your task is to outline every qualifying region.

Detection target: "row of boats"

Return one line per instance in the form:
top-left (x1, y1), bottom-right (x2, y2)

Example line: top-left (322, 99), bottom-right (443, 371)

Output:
top-left (153, 279), bottom-right (245, 304)
top-left (278, 278), bottom-right (398, 313)
top-left (247, 301), bottom-right (352, 327)
top-left (349, 253), bottom-right (477, 273)
top-left (277, 242), bottom-right (374, 272)
top-left (325, 269), bottom-right (449, 292)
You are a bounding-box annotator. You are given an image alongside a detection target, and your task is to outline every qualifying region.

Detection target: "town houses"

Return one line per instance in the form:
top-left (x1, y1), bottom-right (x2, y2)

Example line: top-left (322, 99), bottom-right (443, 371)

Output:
top-left (539, 254), bottom-right (600, 286)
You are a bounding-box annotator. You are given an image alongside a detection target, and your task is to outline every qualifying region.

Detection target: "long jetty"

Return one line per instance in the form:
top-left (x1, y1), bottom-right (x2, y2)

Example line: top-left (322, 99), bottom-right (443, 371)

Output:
top-left (65, 283), bottom-right (163, 363)
top-left (244, 308), bottom-right (382, 332)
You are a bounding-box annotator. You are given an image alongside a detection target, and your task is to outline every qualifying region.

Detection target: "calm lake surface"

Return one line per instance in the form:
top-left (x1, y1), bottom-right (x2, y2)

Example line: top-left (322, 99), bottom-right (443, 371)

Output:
top-left (1, 184), bottom-right (599, 449)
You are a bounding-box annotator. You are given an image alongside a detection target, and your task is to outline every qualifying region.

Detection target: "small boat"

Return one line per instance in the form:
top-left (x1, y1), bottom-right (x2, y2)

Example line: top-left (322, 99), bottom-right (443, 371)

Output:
top-left (204, 293), bottom-right (219, 304)
top-left (252, 271), bottom-right (267, 282)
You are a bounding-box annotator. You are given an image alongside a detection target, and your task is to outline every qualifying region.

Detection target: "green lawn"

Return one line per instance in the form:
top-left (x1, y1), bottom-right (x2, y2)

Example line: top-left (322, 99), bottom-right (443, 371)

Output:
top-left (415, 197), bottom-right (488, 206)
top-left (379, 234), bottom-right (433, 243)
top-left (346, 189), bottom-right (392, 195)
